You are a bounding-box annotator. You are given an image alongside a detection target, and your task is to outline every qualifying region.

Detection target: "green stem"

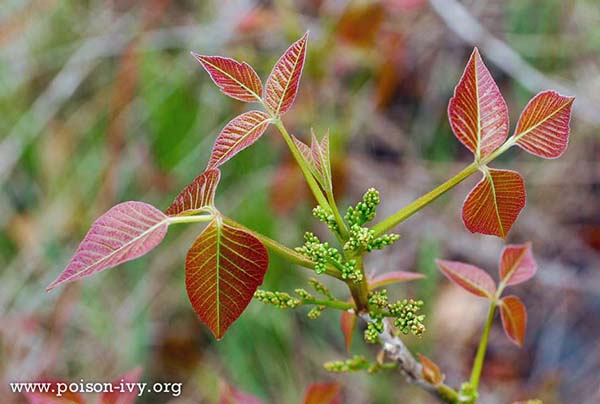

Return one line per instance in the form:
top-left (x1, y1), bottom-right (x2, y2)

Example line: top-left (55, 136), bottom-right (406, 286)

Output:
top-left (372, 139), bottom-right (515, 237)
top-left (222, 216), bottom-right (343, 280)
top-left (167, 214), bottom-right (214, 225)
top-left (302, 297), bottom-right (354, 311)
top-left (469, 302), bottom-right (497, 395)
top-left (273, 118), bottom-right (331, 211)
top-left (327, 190), bottom-right (349, 240)
top-left (348, 256), bottom-right (369, 312)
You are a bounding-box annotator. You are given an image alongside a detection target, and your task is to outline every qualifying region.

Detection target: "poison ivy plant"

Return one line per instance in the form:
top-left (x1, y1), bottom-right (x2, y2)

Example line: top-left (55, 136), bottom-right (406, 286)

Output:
top-left (47, 33), bottom-right (574, 403)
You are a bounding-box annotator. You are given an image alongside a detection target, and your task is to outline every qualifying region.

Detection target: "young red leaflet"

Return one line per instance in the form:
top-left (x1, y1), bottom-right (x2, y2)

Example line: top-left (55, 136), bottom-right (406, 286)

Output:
top-left (417, 353), bottom-right (445, 386)
top-left (207, 110), bottom-right (271, 169)
top-left (264, 32), bottom-right (308, 116)
top-left (368, 271), bottom-right (425, 290)
top-left (47, 202), bottom-right (169, 291)
top-left (185, 219), bottom-right (268, 339)
top-left (193, 54), bottom-right (263, 102)
top-left (166, 169), bottom-right (220, 216)
top-left (499, 243), bottom-right (537, 286)
top-left (436, 259), bottom-right (496, 299)
top-left (514, 90), bottom-right (575, 158)
top-left (448, 48), bottom-right (509, 158)
top-left (462, 169), bottom-right (526, 239)
top-left (499, 295), bottom-right (527, 347)
top-left (340, 310), bottom-right (357, 351)
top-left (303, 382), bottom-right (342, 404)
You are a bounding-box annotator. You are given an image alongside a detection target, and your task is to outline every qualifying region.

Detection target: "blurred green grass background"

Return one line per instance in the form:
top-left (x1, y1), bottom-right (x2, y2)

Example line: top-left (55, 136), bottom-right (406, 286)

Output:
top-left (2, 0), bottom-right (600, 403)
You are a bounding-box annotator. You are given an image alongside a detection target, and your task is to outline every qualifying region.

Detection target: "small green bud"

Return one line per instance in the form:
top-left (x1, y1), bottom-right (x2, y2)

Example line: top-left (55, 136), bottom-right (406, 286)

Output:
top-left (307, 305), bottom-right (326, 319)
top-left (254, 290), bottom-right (301, 309)
top-left (324, 355), bottom-right (369, 373)
top-left (368, 290), bottom-right (389, 308)
top-left (294, 288), bottom-right (313, 299)
top-left (308, 278), bottom-right (333, 299)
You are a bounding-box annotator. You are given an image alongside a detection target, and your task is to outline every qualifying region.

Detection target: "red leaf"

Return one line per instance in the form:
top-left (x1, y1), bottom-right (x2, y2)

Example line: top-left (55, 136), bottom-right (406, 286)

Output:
top-left (192, 54), bottom-right (263, 102)
top-left (417, 353), bottom-right (445, 385)
top-left (166, 169), bottom-right (220, 216)
top-left (292, 130), bottom-right (333, 191)
top-left (207, 111), bottom-right (271, 169)
top-left (514, 91), bottom-right (574, 159)
top-left (368, 271), bottom-right (425, 290)
top-left (99, 367), bottom-right (143, 404)
top-left (186, 219), bottom-right (268, 339)
top-left (499, 295), bottom-right (527, 347)
top-left (499, 243), bottom-right (537, 286)
top-left (448, 48), bottom-right (509, 158)
top-left (303, 382), bottom-right (342, 404)
top-left (220, 382), bottom-right (265, 404)
top-left (340, 310), bottom-right (356, 351)
top-left (264, 32), bottom-right (308, 116)
top-left (47, 202), bottom-right (169, 291)
top-left (23, 380), bottom-right (84, 404)
top-left (436, 259), bottom-right (496, 299)
top-left (462, 168), bottom-right (526, 239)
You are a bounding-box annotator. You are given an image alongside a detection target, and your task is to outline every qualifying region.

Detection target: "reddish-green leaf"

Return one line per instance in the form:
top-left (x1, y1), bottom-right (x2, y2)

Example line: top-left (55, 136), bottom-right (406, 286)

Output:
top-left (462, 168), bottom-right (526, 239)
top-left (448, 48), bottom-right (509, 158)
top-left (292, 130), bottom-right (332, 191)
top-left (186, 219), bottom-right (268, 339)
top-left (220, 382), bottom-right (265, 404)
top-left (340, 310), bottom-right (356, 351)
top-left (47, 202), bottom-right (169, 291)
top-left (499, 243), bottom-right (537, 286)
top-left (207, 111), bottom-right (271, 169)
top-left (99, 367), bottom-right (143, 404)
top-left (436, 259), bottom-right (496, 299)
top-left (417, 353), bottom-right (445, 385)
top-left (192, 54), bottom-right (263, 102)
top-left (499, 295), bottom-right (527, 347)
top-left (303, 382), bottom-right (342, 404)
top-left (264, 32), bottom-right (308, 116)
top-left (23, 380), bottom-right (84, 404)
top-left (166, 169), bottom-right (220, 216)
top-left (368, 271), bottom-right (425, 290)
top-left (514, 91), bottom-right (575, 158)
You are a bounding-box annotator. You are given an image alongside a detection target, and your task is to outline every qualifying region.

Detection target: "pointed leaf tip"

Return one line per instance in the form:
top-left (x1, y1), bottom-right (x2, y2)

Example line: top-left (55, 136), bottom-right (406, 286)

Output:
top-left (303, 382), bottom-right (342, 404)
top-left (500, 295), bottom-right (527, 347)
top-left (368, 271), bottom-right (426, 290)
top-left (340, 310), bottom-right (357, 351)
top-left (514, 90), bottom-right (575, 158)
top-left (499, 242), bottom-right (537, 286)
top-left (47, 202), bottom-right (168, 291)
top-left (462, 168), bottom-right (526, 239)
top-left (193, 54), bottom-right (263, 102)
top-left (417, 353), bottom-right (445, 385)
top-left (436, 259), bottom-right (496, 299)
top-left (186, 219), bottom-right (268, 339)
top-left (264, 33), bottom-right (308, 116)
top-left (448, 48), bottom-right (509, 158)
top-left (207, 110), bottom-right (271, 169)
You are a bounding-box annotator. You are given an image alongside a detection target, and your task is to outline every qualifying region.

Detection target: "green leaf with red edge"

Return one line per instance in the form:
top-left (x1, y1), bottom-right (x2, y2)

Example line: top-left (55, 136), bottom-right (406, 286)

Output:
top-left (99, 367), bottom-right (143, 404)
top-left (499, 295), bottom-right (527, 347)
top-left (448, 48), bottom-right (509, 158)
top-left (185, 218), bottom-right (268, 339)
top-left (219, 382), bottom-right (265, 404)
top-left (207, 111), bottom-right (272, 169)
top-left (514, 91), bottom-right (575, 158)
top-left (192, 54), bottom-right (263, 103)
top-left (303, 382), bottom-right (342, 404)
top-left (340, 309), bottom-right (356, 351)
top-left (264, 32), bottom-right (308, 116)
top-left (166, 169), bottom-right (220, 216)
top-left (23, 380), bottom-right (84, 404)
top-left (462, 168), bottom-right (526, 239)
top-left (435, 259), bottom-right (496, 299)
top-left (368, 271), bottom-right (425, 290)
top-left (47, 202), bottom-right (169, 291)
top-left (417, 353), bottom-right (445, 385)
top-left (499, 243), bottom-right (537, 286)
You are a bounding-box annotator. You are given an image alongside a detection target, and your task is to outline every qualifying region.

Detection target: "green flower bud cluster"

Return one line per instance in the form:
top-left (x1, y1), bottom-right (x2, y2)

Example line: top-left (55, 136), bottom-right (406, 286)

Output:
top-left (296, 232), bottom-right (362, 281)
top-left (294, 288), bottom-right (313, 299)
top-left (344, 225), bottom-right (399, 254)
top-left (364, 319), bottom-right (384, 344)
top-left (368, 290), bottom-right (389, 309)
top-left (308, 278), bottom-right (333, 299)
top-left (389, 299), bottom-right (426, 337)
top-left (324, 355), bottom-right (369, 373)
top-left (254, 290), bottom-right (301, 309)
top-left (345, 188), bottom-right (380, 226)
top-left (307, 305), bottom-right (326, 319)
top-left (313, 205), bottom-right (339, 233)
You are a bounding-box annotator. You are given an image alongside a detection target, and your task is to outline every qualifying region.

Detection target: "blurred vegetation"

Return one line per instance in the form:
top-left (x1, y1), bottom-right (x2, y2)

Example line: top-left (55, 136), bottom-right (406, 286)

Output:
top-left (1, 0), bottom-right (600, 403)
